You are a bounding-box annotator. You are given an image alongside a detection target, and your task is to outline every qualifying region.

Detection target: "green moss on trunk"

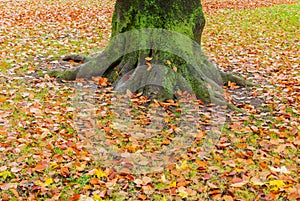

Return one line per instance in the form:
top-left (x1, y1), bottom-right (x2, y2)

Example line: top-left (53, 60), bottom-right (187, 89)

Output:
top-left (112, 0), bottom-right (205, 44)
top-left (105, 0), bottom-right (209, 100)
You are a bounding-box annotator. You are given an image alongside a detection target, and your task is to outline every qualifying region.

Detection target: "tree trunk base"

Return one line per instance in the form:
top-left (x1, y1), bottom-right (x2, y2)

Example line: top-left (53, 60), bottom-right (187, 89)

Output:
top-left (46, 0), bottom-right (257, 109)
top-left (47, 49), bottom-right (256, 113)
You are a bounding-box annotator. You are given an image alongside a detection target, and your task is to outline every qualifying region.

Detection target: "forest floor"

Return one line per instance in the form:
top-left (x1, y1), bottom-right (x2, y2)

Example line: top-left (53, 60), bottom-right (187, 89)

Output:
top-left (0, 0), bottom-right (299, 200)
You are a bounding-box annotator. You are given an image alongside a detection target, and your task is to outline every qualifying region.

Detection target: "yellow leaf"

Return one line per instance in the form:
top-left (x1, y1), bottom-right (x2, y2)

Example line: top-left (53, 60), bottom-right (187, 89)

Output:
top-left (160, 196), bottom-right (167, 201)
top-left (34, 180), bottom-right (43, 186)
top-left (178, 191), bottom-right (188, 198)
top-left (0, 171), bottom-right (12, 179)
top-left (165, 117), bottom-right (170, 123)
top-left (176, 160), bottom-right (189, 170)
top-left (94, 194), bottom-right (103, 201)
top-left (269, 180), bottom-right (286, 191)
top-left (50, 162), bottom-right (59, 169)
top-left (95, 169), bottom-right (108, 178)
top-left (181, 160), bottom-right (189, 170)
top-left (173, 66), bottom-right (177, 72)
top-left (45, 177), bottom-right (53, 186)
top-left (65, 147), bottom-right (74, 154)
top-left (235, 168), bottom-right (245, 172)
top-left (83, 185), bottom-right (93, 190)
top-left (170, 181), bottom-right (177, 187)
top-left (269, 180), bottom-right (285, 187)
top-left (0, 62), bottom-right (8, 69)
top-left (75, 163), bottom-right (86, 171)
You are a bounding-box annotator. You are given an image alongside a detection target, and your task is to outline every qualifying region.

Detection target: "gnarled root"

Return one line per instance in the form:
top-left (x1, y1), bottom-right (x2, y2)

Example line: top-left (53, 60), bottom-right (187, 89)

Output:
top-left (220, 71), bottom-right (258, 87)
top-left (47, 67), bottom-right (79, 81)
top-left (46, 51), bottom-right (256, 113)
top-left (62, 54), bottom-right (93, 63)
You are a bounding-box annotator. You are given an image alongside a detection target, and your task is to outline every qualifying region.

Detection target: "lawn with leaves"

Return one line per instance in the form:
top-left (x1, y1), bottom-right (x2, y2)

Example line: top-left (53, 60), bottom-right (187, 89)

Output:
top-left (0, 0), bottom-right (299, 200)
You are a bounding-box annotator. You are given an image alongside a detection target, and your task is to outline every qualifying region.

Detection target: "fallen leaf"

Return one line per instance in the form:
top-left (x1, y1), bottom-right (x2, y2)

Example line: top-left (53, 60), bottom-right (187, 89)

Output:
top-left (230, 180), bottom-right (249, 187)
top-left (34, 161), bottom-right (49, 172)
top-left (269, 166), bottom-right (291, 174)
top-left (95, 169), bottom-right (108, 178)
top-left (145, 57), bottom-right (152, 61)
top-left (223, 195), bottom-right (234, 201)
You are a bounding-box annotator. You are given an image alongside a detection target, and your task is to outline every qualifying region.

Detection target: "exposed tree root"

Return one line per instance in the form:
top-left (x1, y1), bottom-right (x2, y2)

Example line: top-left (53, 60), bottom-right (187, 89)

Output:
top-left (47, 52), bottom-right (253, 114)
top-left (220, 71), bottom-right (258, 87)
top-left (47, 66), bottom-right (79, 81)
top-left (62, 54), bottom-right (93, 63)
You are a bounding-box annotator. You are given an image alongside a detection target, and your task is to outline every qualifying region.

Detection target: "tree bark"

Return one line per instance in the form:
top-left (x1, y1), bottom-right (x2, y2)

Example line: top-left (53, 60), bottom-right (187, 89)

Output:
top-left (111, 0), bottom-right (205, 43)
top-left (49, 0), bottom-right (255, 105)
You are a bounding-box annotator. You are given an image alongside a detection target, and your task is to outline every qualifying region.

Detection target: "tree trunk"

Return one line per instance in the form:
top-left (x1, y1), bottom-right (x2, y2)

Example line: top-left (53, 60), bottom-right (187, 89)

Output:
top-left (49, 0), bottom-right (255, 105)
top-left (111, 0), bottom-right (205, 43)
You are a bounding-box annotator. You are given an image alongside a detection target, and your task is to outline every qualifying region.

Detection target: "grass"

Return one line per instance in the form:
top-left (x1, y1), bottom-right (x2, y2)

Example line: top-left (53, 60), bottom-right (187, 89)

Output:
top-left (202, 3), bottom-right (300, 62)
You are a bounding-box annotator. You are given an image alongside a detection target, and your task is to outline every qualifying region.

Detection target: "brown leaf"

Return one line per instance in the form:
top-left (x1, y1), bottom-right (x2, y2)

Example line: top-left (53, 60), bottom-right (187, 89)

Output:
top-left (207, 182), bottom-right (218, 189)
top-left (35, 161), bottom-right (49, 172)
top-left (142, 185), bottom-right (154, 194)
top-left (134, 179), bottom-right (143, 186)
top-left (119, 168), bottom-right (131, 176)
top-left (99, 189), bottom-right (107, 198)
top-left (142, 176), bottom-right (152, 185)
top-left (216, 142), bottom-right (231, 149)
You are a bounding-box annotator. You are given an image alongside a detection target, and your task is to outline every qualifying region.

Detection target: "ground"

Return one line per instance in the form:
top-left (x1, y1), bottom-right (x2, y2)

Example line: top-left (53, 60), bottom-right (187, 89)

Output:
top-left (0, 0), bottom-right (299, 200)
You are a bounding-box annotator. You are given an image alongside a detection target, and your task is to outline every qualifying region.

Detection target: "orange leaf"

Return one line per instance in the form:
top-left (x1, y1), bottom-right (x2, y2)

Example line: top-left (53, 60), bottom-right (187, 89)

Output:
top-left (10, 188), bottom-right (20, 198)
top-left (89, 178), bottom-right (100, 185)
top-left (146, 61), bottom-right (152, 71)
top-left (60, 167), bottom-right (70, 177)
top-left (98, 77), bottom-right (108, 87)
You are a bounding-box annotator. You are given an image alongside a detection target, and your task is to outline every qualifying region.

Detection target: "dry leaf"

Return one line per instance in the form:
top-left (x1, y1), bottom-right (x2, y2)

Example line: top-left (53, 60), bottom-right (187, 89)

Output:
top-left (230, 180), bottom-right (249, 187)
top-left (145, 57), bottom-right (152, 61)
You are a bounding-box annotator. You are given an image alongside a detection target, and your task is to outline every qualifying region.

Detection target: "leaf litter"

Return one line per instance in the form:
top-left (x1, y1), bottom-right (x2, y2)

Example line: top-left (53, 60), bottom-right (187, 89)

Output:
top-left (0, 0), bottom-right (299, 200)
